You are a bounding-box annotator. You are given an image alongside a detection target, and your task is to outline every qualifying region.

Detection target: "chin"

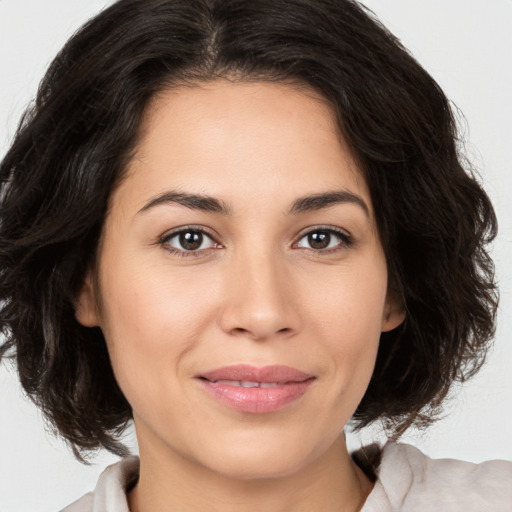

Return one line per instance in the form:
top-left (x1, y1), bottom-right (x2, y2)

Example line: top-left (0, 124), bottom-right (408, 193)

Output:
top-left (191, 430), bottom-right (331, 481)
top-left (206, 452), bottom-right (311, 481)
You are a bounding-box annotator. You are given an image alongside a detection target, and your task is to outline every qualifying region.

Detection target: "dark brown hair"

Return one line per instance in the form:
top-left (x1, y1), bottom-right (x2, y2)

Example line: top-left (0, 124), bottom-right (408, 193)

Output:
top-left (0, 0), bottom-right (497, 458)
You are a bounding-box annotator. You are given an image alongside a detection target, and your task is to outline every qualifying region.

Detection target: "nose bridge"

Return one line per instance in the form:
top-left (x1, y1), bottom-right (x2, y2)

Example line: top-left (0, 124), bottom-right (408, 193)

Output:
top-left (218, 243), bottom-right (298, 340)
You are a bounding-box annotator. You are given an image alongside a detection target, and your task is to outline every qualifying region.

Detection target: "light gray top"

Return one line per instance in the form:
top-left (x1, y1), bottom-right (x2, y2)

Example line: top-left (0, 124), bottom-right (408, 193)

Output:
top-left (61, 442), bottom-right (512, 512)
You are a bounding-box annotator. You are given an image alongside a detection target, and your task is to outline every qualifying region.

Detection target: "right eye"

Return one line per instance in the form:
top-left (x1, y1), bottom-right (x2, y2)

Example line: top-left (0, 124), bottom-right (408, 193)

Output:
top-left (160, 228), bottom-right (219, 255)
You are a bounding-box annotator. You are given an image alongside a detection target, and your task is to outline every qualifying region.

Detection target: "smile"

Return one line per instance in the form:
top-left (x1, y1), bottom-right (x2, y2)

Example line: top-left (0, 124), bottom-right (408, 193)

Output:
top-left (208, 380), bottom-right (284, 388)
top-left (197, 365), bottom-right (315, 413)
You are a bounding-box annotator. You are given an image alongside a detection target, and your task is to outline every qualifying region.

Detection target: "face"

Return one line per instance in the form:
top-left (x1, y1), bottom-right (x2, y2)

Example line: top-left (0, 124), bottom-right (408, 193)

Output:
top-left (77, 80), bottom-right (403, 480)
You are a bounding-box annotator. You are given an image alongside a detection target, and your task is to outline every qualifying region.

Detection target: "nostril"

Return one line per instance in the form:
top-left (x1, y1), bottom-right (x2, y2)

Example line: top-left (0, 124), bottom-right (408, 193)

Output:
top-left (232, 327), bottom-right (249, 334)
top-left (228, 325), bottom-right (294, 340)
top-left (218, 297), bottom-right (300, 340)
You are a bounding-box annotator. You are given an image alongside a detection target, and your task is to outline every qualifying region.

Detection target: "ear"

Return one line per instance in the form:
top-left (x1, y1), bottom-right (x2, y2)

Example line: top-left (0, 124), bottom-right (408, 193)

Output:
top-left (381, 294), bottom-right (405, 332)
top-left (75, 271), bottom-right (101, 327)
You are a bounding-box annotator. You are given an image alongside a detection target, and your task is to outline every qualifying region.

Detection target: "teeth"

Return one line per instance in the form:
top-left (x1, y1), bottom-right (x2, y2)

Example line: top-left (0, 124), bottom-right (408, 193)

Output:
top-left (216, 380), bottom-right (241, 386)
top-left (212, 380), bottom-right (282, 388)
top-left (241, 380), bottom-right (260, 388)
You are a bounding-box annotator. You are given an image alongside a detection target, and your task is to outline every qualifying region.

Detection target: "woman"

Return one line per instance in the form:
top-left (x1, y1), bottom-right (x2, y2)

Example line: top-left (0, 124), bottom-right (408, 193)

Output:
top-left (0, 0), bottom-right (510, 511)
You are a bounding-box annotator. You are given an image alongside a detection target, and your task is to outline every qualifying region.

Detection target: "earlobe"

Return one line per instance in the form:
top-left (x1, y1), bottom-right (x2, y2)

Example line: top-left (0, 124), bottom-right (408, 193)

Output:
top-left (381, 297), bottom-right (406, 332)
top-left (75, 272), bottom-right (100, 327)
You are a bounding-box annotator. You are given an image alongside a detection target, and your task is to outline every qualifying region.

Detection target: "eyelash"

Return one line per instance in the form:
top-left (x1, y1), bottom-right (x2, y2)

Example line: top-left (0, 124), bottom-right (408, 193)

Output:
top-left (158, 225), bottom-right (220, 258)
top-left (158, 225), bottom-right (354, 257)
top-left (294, 226), bottom-right (354, 254)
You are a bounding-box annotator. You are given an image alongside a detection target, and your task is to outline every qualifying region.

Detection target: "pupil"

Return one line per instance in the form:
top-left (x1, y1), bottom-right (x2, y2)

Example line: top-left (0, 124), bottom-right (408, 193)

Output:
top-left (179, 231), bottom-right (203, 250)
top-left (308, 231), bottom-right (330, 249)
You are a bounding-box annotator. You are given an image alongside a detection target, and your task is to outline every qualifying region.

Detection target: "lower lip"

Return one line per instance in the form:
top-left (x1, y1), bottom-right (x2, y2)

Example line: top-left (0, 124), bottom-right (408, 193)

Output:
top-left (199, 379), bottom-right (314, 413)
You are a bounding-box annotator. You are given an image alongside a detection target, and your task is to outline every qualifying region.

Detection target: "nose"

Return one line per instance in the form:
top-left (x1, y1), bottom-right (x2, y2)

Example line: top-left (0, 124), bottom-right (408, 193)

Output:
top-left (218, 250), bottom-right (301, 341)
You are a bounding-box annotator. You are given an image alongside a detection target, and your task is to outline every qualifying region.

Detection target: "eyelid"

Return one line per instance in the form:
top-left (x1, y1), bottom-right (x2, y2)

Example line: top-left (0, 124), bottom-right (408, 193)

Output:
top-left (158, 224), bottom-right (219, 241)
top-left (158, 225), bottom-right (222, 255)
top-left (156, 224), bottom-right (353, 257)
top-left (293, 225), bottom-right (354, 251)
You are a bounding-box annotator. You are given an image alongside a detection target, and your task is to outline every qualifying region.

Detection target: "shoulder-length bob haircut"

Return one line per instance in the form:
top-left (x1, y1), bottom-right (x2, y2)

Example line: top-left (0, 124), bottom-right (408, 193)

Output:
top-left (0, 0), bottom-right (497, 458)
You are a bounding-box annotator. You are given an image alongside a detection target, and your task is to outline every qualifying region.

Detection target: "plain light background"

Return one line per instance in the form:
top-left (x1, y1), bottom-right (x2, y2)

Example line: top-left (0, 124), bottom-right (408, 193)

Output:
top-left (0, 1), bottom-right (511, 511)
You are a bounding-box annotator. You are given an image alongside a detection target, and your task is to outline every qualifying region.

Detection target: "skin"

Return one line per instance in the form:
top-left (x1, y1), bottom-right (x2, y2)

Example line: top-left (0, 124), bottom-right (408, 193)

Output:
top-left (76, 80), bottom-right (404, 512)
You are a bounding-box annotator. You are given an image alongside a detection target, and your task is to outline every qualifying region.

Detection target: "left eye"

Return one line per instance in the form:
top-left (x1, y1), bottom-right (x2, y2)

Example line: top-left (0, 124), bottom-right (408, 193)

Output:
top-left (296, 229), bottom-right (350, 250)
top-left (164, 229), bottom-right (217, 252)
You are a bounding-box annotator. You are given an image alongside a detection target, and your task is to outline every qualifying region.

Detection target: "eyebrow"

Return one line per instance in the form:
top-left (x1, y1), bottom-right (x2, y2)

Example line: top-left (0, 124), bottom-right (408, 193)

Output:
top-left (138, 191), bottom-right (231, 215)
top-left (289, 190), bottom-right (370, 217)
top-left (137, 189), bottom-right (369, 217)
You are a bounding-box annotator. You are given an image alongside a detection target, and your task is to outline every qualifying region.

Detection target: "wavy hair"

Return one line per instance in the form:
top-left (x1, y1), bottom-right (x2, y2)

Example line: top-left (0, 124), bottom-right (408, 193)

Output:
top-left (0, 0), bottom-right (497, 458)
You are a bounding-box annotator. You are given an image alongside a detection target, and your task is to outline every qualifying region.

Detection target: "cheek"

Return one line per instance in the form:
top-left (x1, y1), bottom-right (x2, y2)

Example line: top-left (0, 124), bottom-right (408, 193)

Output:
top-left (303, 255), bottom-right (387, 386)
top-left (96, 255), bottom-right (218, 401)
top-left (101, 251), bottom-right (214, 332)
top-left (305, 255), bottom-right (388, 339)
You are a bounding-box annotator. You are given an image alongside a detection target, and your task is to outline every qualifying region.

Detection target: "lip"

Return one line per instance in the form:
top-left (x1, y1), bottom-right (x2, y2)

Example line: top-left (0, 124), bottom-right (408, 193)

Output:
top-left (197, 365), bottom-right (315, 413)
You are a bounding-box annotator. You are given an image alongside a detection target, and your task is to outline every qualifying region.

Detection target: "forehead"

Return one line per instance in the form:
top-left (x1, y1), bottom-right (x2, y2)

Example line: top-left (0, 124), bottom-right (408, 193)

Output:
top-left (116, 79), bottom-right (371, 216)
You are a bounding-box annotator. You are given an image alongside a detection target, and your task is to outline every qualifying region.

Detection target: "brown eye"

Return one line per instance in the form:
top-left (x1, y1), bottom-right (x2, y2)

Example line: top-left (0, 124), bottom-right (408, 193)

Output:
top-left (179, 231), bottom-right (203, 250)
top-left (164, 229), bottom-right (217, 252)
top-left (296, 228), bottom-right (352, 251)
top-left (307, 231), bottom-right (331, 249)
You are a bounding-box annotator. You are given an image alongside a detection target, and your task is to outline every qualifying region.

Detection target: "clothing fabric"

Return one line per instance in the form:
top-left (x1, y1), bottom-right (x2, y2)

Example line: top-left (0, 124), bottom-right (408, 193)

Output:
top-left (60, 442), bottom-right (512, 512)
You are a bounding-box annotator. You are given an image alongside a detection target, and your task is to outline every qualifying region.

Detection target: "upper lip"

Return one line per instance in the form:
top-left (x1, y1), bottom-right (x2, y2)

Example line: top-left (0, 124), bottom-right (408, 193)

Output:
top-left (198, 364), bottom-right (314, 383)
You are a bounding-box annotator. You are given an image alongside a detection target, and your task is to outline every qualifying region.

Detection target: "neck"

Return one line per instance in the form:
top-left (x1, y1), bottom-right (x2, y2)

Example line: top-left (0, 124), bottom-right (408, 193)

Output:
top-left (128, 433), bottom-right (373, 512)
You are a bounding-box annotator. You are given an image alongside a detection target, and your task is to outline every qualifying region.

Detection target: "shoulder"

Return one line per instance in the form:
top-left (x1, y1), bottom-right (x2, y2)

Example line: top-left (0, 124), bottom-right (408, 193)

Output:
top-left (362, 442), bottom-right (512, 512)
top-left (60, 456), bottom-right (139, 512)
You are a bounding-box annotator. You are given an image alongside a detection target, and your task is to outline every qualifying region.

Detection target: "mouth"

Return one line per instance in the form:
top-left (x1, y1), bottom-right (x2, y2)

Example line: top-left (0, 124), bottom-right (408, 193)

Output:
top-left (202, 380), bottom-right (287, 388)
top-left (196, 365), bottom-right (315, 413)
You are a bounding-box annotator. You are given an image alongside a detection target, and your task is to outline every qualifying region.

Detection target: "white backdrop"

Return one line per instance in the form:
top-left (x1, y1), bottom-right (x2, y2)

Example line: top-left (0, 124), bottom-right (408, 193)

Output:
top-left (0, 1), bottom-right (511, 511)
